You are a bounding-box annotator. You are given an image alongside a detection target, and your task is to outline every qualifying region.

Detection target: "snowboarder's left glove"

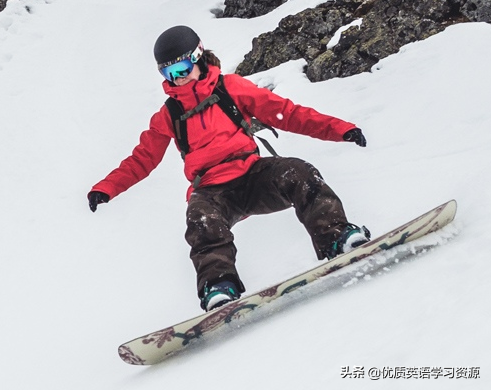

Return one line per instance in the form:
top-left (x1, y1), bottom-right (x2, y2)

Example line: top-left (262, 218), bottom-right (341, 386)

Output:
top-left (88, 191), bottom-right (109, 212)
top-left (343, 128), bottom-right (366, 147)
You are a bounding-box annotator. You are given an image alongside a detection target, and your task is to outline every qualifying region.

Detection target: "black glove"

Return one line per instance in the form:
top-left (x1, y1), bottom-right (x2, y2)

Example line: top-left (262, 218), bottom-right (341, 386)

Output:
top-left (88, 191), bottom-right (110, 212)
top-left (343, 128), bottom-right (366, 147)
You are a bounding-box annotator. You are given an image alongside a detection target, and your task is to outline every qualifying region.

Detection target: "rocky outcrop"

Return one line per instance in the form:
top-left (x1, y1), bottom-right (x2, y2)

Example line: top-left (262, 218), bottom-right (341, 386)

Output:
top-left (1, 0), bottom-right (8, 13)
top-left (220, 0), bottom-right (287, 19)
top-left (226, 0), bottom-right (491, 81)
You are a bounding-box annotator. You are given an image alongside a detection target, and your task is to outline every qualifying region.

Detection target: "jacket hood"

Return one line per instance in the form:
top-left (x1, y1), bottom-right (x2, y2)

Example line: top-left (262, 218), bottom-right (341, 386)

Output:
top-left (162, 65), bottom-right (221, 109)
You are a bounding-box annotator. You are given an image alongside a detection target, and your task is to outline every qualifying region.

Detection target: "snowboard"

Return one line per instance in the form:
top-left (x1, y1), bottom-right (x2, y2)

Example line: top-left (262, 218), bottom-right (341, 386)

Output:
top-left (118, 199), bottom-right (457, 365)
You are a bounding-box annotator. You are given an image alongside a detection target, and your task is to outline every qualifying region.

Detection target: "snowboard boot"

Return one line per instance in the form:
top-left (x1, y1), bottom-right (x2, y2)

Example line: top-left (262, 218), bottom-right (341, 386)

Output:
top-left (327, 223), bottom-right (371, 259)
top-left (201, 280), bottom-right (241, 312)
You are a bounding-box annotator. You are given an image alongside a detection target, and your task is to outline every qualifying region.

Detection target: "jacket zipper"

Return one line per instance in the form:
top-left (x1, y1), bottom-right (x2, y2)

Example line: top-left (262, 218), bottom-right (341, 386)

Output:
top-left (192, 84), bottom-right (206, 130)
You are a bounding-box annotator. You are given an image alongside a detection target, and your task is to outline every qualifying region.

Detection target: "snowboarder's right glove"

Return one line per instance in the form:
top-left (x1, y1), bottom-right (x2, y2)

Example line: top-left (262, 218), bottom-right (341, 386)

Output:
top-left (88, 191), bottom-right (109, 212)
top-left (343, 128), bottom-right (367, 147)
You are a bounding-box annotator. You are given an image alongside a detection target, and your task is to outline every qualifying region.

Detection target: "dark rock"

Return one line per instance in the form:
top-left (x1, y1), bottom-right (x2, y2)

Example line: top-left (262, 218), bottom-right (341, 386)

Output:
top-left (231, 0), bottom-right (491, 82)
top-left (461, 0), bottom-right (491, 21)
top-left (235, 2), bottom-right (360, 75)
top-left (1, 0), bottom-right (8, 13)
top-left (221, 0), bottom-right (287, 19)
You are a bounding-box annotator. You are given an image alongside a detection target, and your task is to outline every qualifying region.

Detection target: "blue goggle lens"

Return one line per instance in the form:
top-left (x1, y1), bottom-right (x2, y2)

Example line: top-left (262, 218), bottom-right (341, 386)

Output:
top-left (159, 59), bottom-right (194, 82)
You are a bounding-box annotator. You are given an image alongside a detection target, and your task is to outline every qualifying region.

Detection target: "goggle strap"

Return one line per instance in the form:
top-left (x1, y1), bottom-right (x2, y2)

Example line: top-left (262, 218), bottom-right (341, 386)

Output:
top-left (159, 41), bottom-right (204, 68)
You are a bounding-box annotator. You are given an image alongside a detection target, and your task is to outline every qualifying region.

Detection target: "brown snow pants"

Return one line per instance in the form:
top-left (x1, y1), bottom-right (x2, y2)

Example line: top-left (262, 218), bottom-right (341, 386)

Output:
top-left (185, 157), bottom-right (349, 297)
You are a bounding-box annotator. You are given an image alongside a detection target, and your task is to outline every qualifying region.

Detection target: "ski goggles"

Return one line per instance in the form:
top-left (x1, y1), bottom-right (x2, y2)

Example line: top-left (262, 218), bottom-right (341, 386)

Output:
top-left (158, 42), bottom-right (204, 82)
top-left (159, 59), bottom-right (195, 82)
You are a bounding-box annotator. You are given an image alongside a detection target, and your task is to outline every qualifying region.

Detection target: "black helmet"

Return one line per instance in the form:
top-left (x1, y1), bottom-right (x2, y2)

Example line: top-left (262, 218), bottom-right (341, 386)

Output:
top-left (154, 25), bottom-right (203, 66)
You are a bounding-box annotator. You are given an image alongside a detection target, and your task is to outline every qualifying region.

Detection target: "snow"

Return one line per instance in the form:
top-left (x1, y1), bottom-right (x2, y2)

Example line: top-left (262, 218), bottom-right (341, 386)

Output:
top-left (1, 0), bottom-right (490, 389)
top-left (326, 18), bottom-right (363, 49)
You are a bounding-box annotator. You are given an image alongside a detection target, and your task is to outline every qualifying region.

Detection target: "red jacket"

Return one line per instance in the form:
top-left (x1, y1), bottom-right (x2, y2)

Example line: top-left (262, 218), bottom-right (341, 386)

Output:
top-left (90, 66), bottom-right (357, 200)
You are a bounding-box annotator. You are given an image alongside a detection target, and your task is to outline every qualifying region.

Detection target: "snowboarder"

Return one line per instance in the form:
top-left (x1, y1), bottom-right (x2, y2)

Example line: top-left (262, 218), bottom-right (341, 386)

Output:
top-left (88, 25), bottom-right (370, 312)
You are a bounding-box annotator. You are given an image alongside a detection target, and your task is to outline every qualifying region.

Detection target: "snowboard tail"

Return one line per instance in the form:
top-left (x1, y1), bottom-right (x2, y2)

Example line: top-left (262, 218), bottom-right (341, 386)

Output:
top-left (119, 199), bottom-right (457, 365)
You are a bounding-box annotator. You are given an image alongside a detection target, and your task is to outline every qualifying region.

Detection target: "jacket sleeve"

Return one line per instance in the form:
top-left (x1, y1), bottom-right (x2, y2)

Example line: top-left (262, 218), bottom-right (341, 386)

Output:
top-left (224, 74), bottom-right (357, 142)
top-left (89, 111), bottom-right (172, 200)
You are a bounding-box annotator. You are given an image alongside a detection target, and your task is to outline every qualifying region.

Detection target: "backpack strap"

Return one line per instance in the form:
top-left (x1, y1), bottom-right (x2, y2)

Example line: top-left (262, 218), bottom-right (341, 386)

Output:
top-left (214, 75), bottom-right (279, 156)
top-left (164, 97), bottom-right (188, 160)
top-left (165, 74), bottom-right (280, 161)
top-left (213, 75), bottom-right (250, 132)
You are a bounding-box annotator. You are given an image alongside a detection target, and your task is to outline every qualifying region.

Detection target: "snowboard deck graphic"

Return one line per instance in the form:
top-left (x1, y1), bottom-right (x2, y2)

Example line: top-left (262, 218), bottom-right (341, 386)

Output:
top-left (119, 199), bottom-right (457, 365)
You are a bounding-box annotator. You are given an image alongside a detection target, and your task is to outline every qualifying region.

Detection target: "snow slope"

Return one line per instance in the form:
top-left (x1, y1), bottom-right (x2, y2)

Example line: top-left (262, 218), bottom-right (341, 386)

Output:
top-left (1, 1), bottom-right (490, 389)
